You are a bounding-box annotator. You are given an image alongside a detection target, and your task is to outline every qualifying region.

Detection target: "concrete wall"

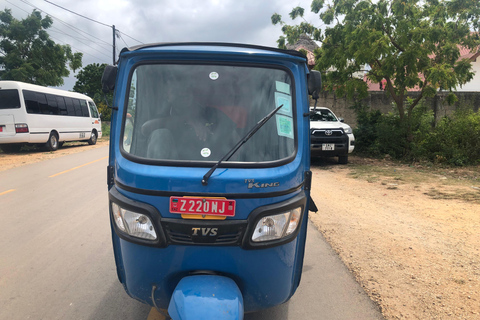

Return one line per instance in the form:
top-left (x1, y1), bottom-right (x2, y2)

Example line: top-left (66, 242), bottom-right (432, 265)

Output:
top-left (314, 91), bottom-right (480, 128)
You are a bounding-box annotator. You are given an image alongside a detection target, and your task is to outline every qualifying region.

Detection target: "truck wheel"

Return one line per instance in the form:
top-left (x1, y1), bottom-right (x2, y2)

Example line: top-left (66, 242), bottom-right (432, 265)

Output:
top-left (88, 131), bottom-right (97, 145)
top-left (338, 155), bottom-right (348, 164)
top-left (45, 132), bottom-right (59, 151)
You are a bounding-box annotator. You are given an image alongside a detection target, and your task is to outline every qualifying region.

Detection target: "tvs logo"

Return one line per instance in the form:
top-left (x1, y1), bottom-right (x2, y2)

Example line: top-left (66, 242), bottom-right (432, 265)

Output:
top-left (325, 130), bottom-right (333, 136)
top-left (191, 227), bottom-right (218, 236)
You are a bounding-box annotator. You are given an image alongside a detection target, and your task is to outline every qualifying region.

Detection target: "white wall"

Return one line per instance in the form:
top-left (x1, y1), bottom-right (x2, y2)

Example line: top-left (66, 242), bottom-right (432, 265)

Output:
top-left (457, 59), bottom-right (480, 92)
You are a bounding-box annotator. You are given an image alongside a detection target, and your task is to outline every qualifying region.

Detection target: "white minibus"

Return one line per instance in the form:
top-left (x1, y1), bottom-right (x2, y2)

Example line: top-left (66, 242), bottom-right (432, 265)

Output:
top-left (0, 81), bottom-right (102, 152)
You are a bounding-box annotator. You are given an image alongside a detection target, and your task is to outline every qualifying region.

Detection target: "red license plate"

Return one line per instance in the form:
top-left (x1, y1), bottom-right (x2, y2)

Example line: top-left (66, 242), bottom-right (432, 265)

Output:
top-left (170, 197), bottom-right (236, 217)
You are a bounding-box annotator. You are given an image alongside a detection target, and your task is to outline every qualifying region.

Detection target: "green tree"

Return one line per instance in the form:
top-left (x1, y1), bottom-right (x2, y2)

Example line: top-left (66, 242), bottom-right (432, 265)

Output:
top-left (273, 0), bottom-right (480, 142)
top-left (73, 63), bottom-right (107, 98)
top-left (0, 9), bottom-right (82, 87)
top-left (74, 63), bottom-right (111, 120)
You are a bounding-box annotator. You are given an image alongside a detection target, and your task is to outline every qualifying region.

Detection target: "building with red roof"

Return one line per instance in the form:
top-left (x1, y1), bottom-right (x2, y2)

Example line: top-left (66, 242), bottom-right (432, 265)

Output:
top-left (366, 45), bottom-right (480, 92)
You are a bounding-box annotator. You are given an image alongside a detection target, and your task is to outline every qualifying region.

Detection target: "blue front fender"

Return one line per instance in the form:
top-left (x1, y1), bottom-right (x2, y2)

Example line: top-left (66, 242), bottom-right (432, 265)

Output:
top-left (168, 275), bottom-right (244, 320)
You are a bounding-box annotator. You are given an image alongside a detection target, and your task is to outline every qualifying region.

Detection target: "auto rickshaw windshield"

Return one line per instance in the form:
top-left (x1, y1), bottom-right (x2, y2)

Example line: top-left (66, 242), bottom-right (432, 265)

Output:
top-left (122, 64), bottom-right (295, 163)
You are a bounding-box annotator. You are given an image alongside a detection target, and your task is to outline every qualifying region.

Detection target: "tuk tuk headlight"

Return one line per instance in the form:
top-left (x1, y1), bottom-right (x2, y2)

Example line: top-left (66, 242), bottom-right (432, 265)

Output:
top-left (251, 207), bottom-right (302, 242)
top-left (111, 202), bottom-right (157, 240)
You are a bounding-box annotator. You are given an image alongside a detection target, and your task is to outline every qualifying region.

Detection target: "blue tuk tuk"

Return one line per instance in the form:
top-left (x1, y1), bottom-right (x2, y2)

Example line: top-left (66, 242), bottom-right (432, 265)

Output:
top-left (102, 43), bottom-right (321, 320)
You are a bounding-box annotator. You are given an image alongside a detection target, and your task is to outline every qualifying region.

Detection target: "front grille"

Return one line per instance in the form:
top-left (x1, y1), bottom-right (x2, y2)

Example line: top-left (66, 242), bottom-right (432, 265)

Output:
top-left (168, 230), bottom-right (192, 242)
top-left (310, 128), bottom-right (348, 146)
top-left (311, 129), bottom-right (344, 137)
top-left (162, 218), bottom-right (247, 246)
top-left (311, 136), bottom-right (348, 144)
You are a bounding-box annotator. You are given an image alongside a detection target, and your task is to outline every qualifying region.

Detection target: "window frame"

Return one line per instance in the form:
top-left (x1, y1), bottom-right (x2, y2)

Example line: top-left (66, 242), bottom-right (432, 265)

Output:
top-left (119, 60), bottom-right (298, 168)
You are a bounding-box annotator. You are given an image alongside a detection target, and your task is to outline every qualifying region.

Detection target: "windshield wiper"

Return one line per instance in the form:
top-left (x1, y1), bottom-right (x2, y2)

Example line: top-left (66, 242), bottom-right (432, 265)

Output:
top-left (201, 104), bottom-right (284, 186)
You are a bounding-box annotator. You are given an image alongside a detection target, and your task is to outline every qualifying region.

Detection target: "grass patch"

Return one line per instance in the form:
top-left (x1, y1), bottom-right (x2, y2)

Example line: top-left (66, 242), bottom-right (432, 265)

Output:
top-left (348, 165), bottom-right (422, 185)
top-left (452, 278), bottom-right (466, 285)
top-left (101, 122), bottom-right (110, 140)
top-left (345, 156), bottom-right (480, 203)
top-left (424, 188), bottom-right (480, 203)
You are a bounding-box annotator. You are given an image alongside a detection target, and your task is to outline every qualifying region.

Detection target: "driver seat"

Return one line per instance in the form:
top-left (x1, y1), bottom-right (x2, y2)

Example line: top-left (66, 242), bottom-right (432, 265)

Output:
top-left (146, 128), bottom-right (178, 160)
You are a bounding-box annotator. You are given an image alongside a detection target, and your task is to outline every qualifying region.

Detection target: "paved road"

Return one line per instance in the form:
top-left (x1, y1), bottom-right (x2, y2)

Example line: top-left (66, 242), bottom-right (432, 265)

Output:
top-left (0, 146), bottom-right (383, 320)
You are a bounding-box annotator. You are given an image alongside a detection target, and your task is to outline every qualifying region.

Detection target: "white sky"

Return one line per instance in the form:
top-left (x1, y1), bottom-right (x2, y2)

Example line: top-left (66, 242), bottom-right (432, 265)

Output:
top-left (1, 0), bottom-right (319, 90)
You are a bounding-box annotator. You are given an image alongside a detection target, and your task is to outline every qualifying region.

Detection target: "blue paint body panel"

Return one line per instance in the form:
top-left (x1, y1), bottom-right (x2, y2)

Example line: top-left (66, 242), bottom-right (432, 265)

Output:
top-left (112, 210), bottom-right (309, 312)
top-left (168, 275), bottom-right (243, 320)
top-left (107, 43), bottom-right (314, 315)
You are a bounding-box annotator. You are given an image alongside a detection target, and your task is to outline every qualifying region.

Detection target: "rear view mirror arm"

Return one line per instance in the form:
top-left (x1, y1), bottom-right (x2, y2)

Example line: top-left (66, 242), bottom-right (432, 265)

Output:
top-left (104, 94), bottom-right (118, 111)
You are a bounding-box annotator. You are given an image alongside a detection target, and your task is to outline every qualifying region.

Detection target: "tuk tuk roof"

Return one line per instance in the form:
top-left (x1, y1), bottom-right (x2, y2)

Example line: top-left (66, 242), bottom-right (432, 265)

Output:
top-left (120, 42), bottom-right (307, 62)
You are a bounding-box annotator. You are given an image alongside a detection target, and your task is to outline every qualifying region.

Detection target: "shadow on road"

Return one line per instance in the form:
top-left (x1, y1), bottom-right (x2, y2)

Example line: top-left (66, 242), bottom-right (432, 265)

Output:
top-left (311, 156), bottom-right (346, 168)
top-left (245, 303), bottom-right (289, 320)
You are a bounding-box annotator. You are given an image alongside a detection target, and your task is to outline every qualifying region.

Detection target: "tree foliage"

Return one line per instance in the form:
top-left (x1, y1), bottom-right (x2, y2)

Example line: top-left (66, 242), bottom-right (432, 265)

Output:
top-left (0, 9), bottom-right (82, 87)
top-left (73, 63), bottom-right (107, 99)
top-left (73, 63), bottom-right (111, 121)
top-left (353, 102), bottom-right (480, 165)
top-left (272, 0), bottom-right (480, 128)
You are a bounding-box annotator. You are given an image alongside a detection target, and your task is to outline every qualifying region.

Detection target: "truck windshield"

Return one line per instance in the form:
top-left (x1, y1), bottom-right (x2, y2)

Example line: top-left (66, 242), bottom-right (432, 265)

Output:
top-left (310, 109), bottom-right (338, 122)
top-left (122, 64), bottom-right (295, 163)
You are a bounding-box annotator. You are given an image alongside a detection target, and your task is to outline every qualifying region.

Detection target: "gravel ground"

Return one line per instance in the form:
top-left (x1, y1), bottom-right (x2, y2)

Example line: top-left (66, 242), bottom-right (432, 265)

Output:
top-left (309, 157), bottom-right (480, 319)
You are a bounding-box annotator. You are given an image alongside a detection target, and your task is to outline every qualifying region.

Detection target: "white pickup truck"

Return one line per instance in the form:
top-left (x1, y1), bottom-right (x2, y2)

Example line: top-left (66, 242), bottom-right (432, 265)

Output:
top-left (309, 107), bottom-right (355, 164)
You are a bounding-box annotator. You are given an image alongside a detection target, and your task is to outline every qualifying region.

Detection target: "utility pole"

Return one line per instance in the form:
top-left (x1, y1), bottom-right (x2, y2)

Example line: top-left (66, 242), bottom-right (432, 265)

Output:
top-left (112, 25), bottom-right (116, 65)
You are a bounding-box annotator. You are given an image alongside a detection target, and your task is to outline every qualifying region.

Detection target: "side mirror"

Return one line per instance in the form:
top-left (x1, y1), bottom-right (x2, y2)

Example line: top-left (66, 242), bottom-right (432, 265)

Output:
top-left (308, 70), bottom-right (322, 99)
top-left (338, 117), bottom-right (344, 123)
top-left (102, 65), bottom-right (117, 93)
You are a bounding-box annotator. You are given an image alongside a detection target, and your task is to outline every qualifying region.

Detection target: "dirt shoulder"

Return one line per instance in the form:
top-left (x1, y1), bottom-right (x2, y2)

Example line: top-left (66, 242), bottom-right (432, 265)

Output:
top-left (0, 139), bottom-right (109, 172)
top-left (310, 157), bottom-right (480, 319)
top-left (2, 147), bottom-right (479, 319)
